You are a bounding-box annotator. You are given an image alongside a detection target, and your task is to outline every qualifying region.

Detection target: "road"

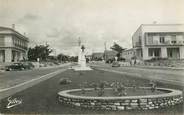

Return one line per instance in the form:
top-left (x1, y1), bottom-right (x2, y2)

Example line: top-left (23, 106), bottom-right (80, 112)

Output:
top-left (91, 63), bottom-right (184, 86)
top-left (0, 63), bottom-right (71, 89)
top-left (0, 66), bottom-right (183, 114)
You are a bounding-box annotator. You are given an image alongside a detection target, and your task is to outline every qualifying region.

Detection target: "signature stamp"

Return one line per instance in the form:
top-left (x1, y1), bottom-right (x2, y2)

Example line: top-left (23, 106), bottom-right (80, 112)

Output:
top-left (6, 97), bottom-right (22, 109)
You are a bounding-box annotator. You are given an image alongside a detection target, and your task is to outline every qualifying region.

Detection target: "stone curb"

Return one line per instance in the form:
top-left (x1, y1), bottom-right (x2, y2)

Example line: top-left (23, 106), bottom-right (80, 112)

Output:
top-left (58, 87), bottom-right (183, 111)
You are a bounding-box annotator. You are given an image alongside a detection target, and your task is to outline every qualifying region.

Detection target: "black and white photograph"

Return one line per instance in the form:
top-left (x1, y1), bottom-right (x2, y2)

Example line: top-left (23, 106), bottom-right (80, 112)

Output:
top-left (0, 0), bottom-right (183, 115)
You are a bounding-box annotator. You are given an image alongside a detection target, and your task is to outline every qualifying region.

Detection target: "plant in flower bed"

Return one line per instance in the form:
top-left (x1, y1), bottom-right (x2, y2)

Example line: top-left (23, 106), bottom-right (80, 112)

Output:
top-left (97, 81), bottom-right (106, 96)
top-left (77, 81), bottom-right (129, 97)
top-left (79, 83), bottom-right (86, 94)
top-left (74, 80), bottom-right (162, 97)
top-left (149, 80), bottom-right (157, 92)
top-left (117, 83), bottom-right (126, 96)
top-left (91, 83), bottom-right (98, 90)
top-left (110, 81), bottom-right (127, 96)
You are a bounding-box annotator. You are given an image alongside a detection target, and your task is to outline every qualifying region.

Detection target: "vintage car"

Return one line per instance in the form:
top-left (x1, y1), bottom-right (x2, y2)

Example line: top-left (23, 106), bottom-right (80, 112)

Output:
top-left (5, 63), bottom-right (26, 71)
top-left (112, 61), bottom-right (120, 67)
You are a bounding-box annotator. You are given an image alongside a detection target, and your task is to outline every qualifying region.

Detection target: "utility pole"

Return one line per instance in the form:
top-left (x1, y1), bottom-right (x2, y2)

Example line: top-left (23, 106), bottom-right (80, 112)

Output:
top-left (77, 37), bottom-right (81, 64)
top-left (78, 37), bottom-right (81, 46)
top-left (104, 41), bottom-right (107, 51)
top-left (104, 41), bottom-right (107, 61)
top-left (54, 49), bottom-right (56, 57)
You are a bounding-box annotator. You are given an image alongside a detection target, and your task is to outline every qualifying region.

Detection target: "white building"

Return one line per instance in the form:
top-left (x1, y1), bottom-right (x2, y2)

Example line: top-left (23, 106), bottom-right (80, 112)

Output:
top-left (0, 26), bottom-right (29, 62)
top-left (132, 24), bottom-right (184, 60)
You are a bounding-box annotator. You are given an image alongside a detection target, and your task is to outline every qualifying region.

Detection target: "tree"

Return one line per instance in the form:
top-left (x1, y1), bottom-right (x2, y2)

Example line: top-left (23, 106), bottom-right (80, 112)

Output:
top-left (69, 56), bottom-right (78, 62)
top-left (110, 42), bottom-right (125, 58)
top-left (28, 44), bottom-right (52, 61)
top-left (57, 53), bottom-right (69, 62)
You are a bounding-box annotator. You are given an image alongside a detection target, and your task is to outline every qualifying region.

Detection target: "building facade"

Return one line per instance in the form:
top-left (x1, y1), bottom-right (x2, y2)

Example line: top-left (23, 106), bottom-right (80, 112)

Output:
top-left (104, 50), bottom-right (118, 61)
top-left (132, 24), bottom-right (184, 60)
top-left (91, 52), bottom-right (104, 61)
top-left (121, 48), bottom-right (136, 61)
top-left (0, 27), bottom-right (29, 62)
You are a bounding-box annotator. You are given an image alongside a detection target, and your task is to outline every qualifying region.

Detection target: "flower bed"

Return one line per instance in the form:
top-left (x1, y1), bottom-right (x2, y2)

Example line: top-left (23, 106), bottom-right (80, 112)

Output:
top-left (58, 87), bottom-right (183, 110)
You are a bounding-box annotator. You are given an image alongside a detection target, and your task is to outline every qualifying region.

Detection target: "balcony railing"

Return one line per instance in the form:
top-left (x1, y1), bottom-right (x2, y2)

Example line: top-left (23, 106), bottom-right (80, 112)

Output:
top-left (146, 40), bottom-right (184, 46)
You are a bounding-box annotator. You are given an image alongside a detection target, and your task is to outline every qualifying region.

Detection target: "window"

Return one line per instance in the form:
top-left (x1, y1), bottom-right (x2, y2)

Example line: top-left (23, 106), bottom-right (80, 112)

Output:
top-left (0, 35), bottom-right (5, 46)
top-left (148, 48), bottom-right (161, 57)
top-left (138, 36), bottom-right (141, 43)
top-left (148, 35), bottom-right (153, 44)
top-left (167, 48), bottom-right (180, 59)
top-left (160, 36), bottom-right (165, 43)
top-left (171, 35), bottom-right (176, 44)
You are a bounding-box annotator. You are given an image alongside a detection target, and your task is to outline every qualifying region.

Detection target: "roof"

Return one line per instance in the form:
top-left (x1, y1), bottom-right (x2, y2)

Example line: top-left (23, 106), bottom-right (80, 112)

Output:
top-left (133, 24), bottom-right (184, 36)
top-left (104, 50), bottom-right (118, 55)
top-left (132, 24), bottom-right (184, 36)
top-left (92, 52), bottom-right (104, 56)
top-left (0, 26), bottom-right (29, 41)
top-left (123, 48), bottom-right (135, 52)
top-left (86, 55), bottom-right (92, 57)
top-left (141, 24), bottom-right (184, 26)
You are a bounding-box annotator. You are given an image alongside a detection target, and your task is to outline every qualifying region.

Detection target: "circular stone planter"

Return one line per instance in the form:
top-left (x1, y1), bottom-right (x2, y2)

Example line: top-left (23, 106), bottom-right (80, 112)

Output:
top-left (58, 87), bottom-right (183, 110)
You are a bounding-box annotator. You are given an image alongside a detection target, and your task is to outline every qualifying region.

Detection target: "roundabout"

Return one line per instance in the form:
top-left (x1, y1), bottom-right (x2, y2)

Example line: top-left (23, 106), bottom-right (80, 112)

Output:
top-left (58, 87), bottom-right (183, 110)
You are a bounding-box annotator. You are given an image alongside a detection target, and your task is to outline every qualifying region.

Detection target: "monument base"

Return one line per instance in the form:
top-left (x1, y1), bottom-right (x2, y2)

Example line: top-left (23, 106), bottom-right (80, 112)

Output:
top-left (73, 65), bottom-right (92, 71)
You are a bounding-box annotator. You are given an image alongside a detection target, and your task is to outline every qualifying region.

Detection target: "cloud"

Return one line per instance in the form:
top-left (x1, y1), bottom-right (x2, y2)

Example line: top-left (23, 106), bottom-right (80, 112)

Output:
top-left (46, 28), bottom-right (61, 38)
top-left (0, 0), bottom-right (184, 56)
top-left (23, 13), bottom-right (40, 21)
top-left (17, 13), bottom-right (41, 24)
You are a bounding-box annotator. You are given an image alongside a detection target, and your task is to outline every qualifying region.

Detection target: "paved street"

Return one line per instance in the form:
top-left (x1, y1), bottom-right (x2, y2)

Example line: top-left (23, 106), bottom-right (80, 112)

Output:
top-left (0, 66), bottom-right (183, 114)
top-left (0, 63), bottom-right (71, 89)
top-left (91, 63), bottom-right (184, 86)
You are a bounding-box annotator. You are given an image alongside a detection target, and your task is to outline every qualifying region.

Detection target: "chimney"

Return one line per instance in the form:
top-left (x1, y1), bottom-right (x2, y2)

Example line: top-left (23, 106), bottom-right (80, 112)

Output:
top-left (24, 32), bottom-right (26, 36)
top-left (12, 24), bottom-right (15, 30)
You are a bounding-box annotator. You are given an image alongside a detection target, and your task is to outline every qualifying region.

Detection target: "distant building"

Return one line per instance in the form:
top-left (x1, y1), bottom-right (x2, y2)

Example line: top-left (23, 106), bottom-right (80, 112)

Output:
top-left (92, 52), bottom-right (104, 61)
top-left (121, 48), bottom-right (136, 61)
top-left (0, 26), bottom-right (29, 62)
top-left (85, 55), bottom-right (92, 60)
top-left (132, 24), bottom-right (184, 60)
top-left (104, 50), bottom-right (118, 61)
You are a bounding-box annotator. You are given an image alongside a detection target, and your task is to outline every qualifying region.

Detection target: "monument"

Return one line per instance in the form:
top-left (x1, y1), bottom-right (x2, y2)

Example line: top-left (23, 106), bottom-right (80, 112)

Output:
top-left (73, 38), bottom-right (92, 71)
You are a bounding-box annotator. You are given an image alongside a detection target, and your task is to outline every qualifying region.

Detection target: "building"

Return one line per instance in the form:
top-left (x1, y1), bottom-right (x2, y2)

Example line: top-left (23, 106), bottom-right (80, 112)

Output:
top-left (85, 55), bottom-right (92, 60)
top-left (132, 24), bottom-right (184, 60)
top-left (0, 26), bottom-right (29, 62)
top-left (104, 50), bottom-right (118, 61)
top-left (91, 52), bottom-right (104, 61)
top-left (121, 48), bottom-right (136, 61)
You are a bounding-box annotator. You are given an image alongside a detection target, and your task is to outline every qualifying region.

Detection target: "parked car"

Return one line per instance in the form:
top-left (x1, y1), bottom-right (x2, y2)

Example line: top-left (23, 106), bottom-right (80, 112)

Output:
top-left (5, 63), bottom-right (26, 71)
top-left (112, 61), bottom-right (120, 67)
top-left (106, 59), bottom-right (114, 64)
top-left (22, 62), bottom-right (35, 69)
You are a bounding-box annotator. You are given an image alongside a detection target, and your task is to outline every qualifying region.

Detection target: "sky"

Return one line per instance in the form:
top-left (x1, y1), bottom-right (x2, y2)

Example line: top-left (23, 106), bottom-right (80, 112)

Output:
top-left (0, 0), bottom-right (184, 56)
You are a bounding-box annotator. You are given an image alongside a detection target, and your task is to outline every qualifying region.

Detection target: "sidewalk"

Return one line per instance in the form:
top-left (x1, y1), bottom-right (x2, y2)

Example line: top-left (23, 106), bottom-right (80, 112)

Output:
top-left (133, 65), bottom-right (184, 70)
top-left (118, 64), bottom-right (184, 70)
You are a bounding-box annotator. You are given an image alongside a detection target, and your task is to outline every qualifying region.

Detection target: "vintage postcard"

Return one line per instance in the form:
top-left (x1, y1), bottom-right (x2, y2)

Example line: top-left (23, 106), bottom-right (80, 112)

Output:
top-left (0, 0), bottom-right (183, 115)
